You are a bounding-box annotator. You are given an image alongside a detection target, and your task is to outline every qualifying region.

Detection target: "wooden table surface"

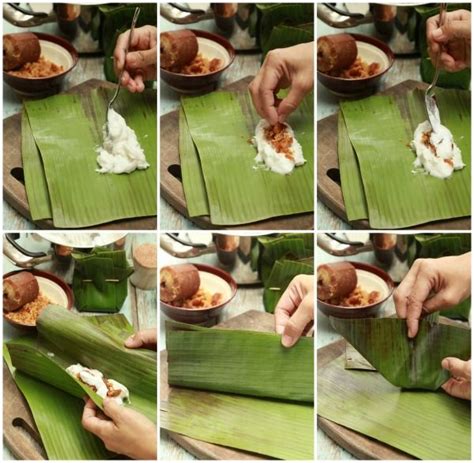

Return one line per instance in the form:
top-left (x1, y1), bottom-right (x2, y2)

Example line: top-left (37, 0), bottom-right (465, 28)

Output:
top-left (3, 232), bottom-right (157, 460)
top-left (159, 240), bottom-right (267, 460)
top-left (316, 242), bottom-right (396, 460)
top-left (316, 20), bottom-right (421, 231)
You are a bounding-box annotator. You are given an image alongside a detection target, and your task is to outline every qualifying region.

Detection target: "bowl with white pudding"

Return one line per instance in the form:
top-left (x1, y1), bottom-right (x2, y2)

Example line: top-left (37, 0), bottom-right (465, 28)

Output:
top-left (3, 32), bottom-right (78, 97)
top-left (160, 29), bottom-right (235, 94)
top-left (317, 261), bottom-right (394, 318)
top-left (160, 262), bottom-right (237, 324)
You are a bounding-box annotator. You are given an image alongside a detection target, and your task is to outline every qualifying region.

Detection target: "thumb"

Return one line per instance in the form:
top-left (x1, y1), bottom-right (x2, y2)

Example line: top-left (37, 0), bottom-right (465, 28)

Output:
top-left (125, 329), bottom-right (157, 349)
top-left (276, 80), bottom-right (309, 123)
top-left (432, 20), bottom-right (471, 42)
top-left (102, 397), bottom-right (126, 423)
top-left (281, 292), bottom-right (314, 348)
top-left (442, 357), bottom-right (471, 380)
top-left (126, 48), bottom-right (157, 70)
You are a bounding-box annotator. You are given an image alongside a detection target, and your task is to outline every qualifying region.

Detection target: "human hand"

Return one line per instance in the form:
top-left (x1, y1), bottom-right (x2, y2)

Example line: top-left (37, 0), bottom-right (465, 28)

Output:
top-left (426, 10), bottom-right (471, 72)
top-left (114, 25), bottom-right (157, 93)
top-left (82, 398), bottom-right (157, 459)
top-left (124, 328), bottom-right (157, 350)
top-left (393, 253), bottom-right (471, 338)
top-left (274, 274), bottom-right (314, 348)
top-left (441, 357), bottom-right (471, 400)
top-left (248, 42), bottom-right (314, 125)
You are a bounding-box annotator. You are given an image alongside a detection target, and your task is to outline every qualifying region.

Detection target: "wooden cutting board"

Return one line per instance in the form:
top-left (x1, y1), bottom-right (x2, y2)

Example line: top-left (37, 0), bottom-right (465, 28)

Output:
top-left (160, 310), bottom-right (278, 460)
top-left (317, 79), bottom-right (471, 230)
top-left (3, 79), bottom-right (157, 230)
top-left (160, 76), bottom-right (314, 230)
top-left (317, 340), bottom-right (413, 460)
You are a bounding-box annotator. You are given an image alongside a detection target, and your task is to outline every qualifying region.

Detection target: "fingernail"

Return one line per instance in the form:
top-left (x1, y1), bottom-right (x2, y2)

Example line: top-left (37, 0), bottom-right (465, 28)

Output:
top-left (442, 358), bottom-right (450, 370)
top-left (125, 335), bottom-right (135, 346)
top-left (276, 325), bottom-right (284, 335)
top-left (432, 28), bottom-right (443, 39)
top-left (278, 114), bottom-right (286, 124)
top-left (282, 335), bottom-right (294, 347)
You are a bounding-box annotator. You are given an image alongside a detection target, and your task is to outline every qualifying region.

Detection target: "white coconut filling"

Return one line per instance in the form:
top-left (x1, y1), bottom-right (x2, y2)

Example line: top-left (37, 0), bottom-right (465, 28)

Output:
top-left (411, 120), bottom-right (464, 179)
top-left (253, 120), bottom-right (305, 175)
top-left (66, 363), bottom-right (130, 405)
top-left (96, 108), bottom-right (150, 174)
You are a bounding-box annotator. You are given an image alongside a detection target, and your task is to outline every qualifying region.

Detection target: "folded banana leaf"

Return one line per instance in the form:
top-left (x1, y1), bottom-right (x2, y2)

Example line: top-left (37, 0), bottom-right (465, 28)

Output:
top-left (166, 321), bottom-right (313, 402)
top-left (331, 316), bottom-right (471, 390)
top-left (5, 306), bottom-right (157, 459)
top-left (72, 247), bottom-right (133, 312)
top-left (339, 88), bottom-right (470, 228)
top-left (318, 354), bottom-right (471, 460)
top-left (180, 90), bottom-right (314, 225)
top-left (178, 108), bottom-right (209, 217)
top-left (263, 258), bottom-right (314, 313)
top-left (21, 110), bottom-right (52, 221)
top-left (24, 87), bottom-right (157, 228)
top-left (162, 388), bottom-right (314, 460)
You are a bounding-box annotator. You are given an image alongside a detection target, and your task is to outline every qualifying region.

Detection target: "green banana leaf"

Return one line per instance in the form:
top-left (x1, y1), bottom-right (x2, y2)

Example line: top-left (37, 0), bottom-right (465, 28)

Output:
top-left (263, 258), bottom-right (314, 313)
top-left (180, 90), bottom-right (314, 225)
top-left (162, 388), bottom-right (314, 460)
top-left (261, 24), bottom-right (313, 57)
top-left (5, 306), bottom-right (157, 459)
top-left (331, 316), bottom-right (471, 390)
top-left (318, 354), bottom-right (471, 460)
top-left (166, 321), bottom-right (313, 403)
top-left (339, 88), bottom-right (471, 228)
top-left (24, 87), bottom-right (157, 228)
top-left (72, 247), bottom-right (133, 312)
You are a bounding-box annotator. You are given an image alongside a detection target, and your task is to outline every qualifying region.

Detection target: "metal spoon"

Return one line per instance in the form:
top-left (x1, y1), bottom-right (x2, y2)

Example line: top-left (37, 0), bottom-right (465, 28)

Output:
top-left (106, 6), bottom-right (141, 128)
top-left (424, 2), bottom-right (447, 135)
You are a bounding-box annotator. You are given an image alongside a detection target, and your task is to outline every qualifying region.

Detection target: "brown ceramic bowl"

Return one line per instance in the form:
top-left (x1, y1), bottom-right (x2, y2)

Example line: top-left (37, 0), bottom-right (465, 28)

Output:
top-left (317, 33), bottom-right (394, 97)
top-left (160, 263), bottom-right (238, 324)
top-left (160, 29), bottom-right (236, 94)
top-left (3, 32), bottom-right (79, 97)
top-left (3, 269), bottom-right (74, 330)
top-left (317, 261), bottom-right (394, 319)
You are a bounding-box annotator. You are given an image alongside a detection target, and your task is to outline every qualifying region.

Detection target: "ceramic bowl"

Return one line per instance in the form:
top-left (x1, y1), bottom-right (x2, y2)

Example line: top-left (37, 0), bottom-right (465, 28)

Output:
top-left (160, 29), bottom-right (235, 94)
top-left (160, 263), bottom-right (237, 325)
top-left (317, 261), bottom-right (394, 319)
top-left (3, 269), bottom-right (74, 329)
top-left (3, 32), bottom-right (78, 97)
top-left (317, 33), bottom-right (394, 97)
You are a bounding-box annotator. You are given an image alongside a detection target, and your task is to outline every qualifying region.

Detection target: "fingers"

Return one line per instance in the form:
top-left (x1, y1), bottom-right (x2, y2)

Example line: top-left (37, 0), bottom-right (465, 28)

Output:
top-left (277, 78), bottom-right (311, 123)
top-left (441, 377), bottom-right (471, 400)
top-left (126, 48), bottom-right (157, 73)
top-left (442, 357), bottom-right (471, 380)
top-left (114, 30), bottom-right (131, 76)
top-left (125, 328), bottom-right (157, 349)
top-left (102, 397), bottom-right (128, 423)
top-left (432, 19), bottom-right (471, 43)
top-left (82, 399), bottom-right (115, 438)
top-left (281, 292), bottom-right (314, 348)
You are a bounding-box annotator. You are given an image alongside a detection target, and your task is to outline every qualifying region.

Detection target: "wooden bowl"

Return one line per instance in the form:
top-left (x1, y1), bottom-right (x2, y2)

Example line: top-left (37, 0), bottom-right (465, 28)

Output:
top-left (3, 32), bottom-right (79, 97)
top-left (160, 29), bottom-right (235, 94)
top-left (3, 269), bottom-right (74, 330)
top-left (160, 263), bottom-right (237, 325)
top-left (317, 261), bottom-right (394, 319)
top-left (317, 33), bottom-right (394, 98)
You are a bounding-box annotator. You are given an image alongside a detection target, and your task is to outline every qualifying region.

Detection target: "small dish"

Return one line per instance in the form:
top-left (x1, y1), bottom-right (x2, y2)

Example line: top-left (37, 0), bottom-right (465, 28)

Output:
top-left (317, 33), bottom-right (394, 97)
top-left (3, 32), bottom-right (78, 97)
top-left (3, 269), bottom-right (74, 329)
top-left (317, 261), bottom-right (394, 319)
top-left (160, 263), bottom-right (237, 325)
top-left (160, 29), bottom-right (235, 94)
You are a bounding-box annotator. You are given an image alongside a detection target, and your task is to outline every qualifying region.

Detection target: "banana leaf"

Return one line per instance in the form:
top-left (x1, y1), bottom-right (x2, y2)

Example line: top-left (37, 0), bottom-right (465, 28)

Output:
top-left (5, 306), bottom-right (157, 459)
top-left (24, 87), bottom-right (157, 228)
top-left (72, 247), bottom-right (133, 312)
top-left (318, 354), bottom-right (471, 460)
top-left (330, 316), bottom-right (471, 390)
top-left (263, 258), bottom-right (314, 313)
top-left (337, 112), bottom-right (367, 221)
top-left (261, 24), bottom-right (313, 57)
top-left (178, 108), bottom-right (209, 217)
top-left (339, 88), bottom-right (470, 228)
top-left (21, 110), bottom-right (52, 221)
top-left (180, 90), bottom-right (314, 225)
top-left (166, 321), bottom-right (313, 403)
top-left (162, 388), bottom-right (314, 460)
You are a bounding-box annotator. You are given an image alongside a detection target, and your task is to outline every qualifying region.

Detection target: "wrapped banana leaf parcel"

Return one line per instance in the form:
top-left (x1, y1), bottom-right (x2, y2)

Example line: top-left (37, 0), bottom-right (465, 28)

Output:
top-left (318, 315), bottom-right (471, 459)
top-left (339, 87), bottom-right (470, 228)
top-left (178, 89), bottom-right (314, 225)
top-left (4, 306), bottom-right (157, 460)
top-left (162, 321), bottom-right (314, 460)
top-left (21, 87), bottom-right (157, 228)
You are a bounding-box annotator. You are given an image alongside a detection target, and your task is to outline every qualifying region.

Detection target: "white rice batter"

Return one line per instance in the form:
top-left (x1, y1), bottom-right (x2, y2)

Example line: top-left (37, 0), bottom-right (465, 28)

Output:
top-left (96, 108), bottom-right (149, 174)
